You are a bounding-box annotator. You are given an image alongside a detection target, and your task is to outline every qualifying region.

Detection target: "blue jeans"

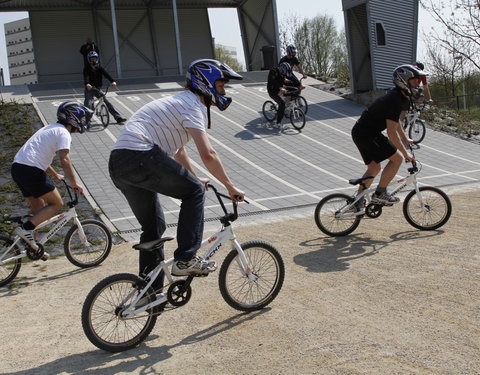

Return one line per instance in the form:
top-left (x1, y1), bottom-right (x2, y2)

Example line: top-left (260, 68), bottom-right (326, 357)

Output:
top-left (109, 146), bottom-right (205, 286)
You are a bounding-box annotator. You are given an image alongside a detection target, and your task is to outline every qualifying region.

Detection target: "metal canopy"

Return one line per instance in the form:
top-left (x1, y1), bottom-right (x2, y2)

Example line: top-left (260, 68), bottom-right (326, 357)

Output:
top-left (1, 0), bottom-right (278, 83)
top-left (0, 0), bottom-right (244, 11)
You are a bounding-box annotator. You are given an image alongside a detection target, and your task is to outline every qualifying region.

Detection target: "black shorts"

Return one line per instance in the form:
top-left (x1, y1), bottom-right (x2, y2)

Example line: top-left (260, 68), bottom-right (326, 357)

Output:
top-left (351, 123), bottom-right (396, 165)
top-left (11, 163), bottom-right (55, 198)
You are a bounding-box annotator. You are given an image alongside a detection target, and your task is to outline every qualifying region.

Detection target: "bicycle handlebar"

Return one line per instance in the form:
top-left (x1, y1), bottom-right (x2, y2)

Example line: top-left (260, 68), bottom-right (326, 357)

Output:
top-left (62, 179), bottom-right (79, 207)
top-left (206, 184), bottom-right (248, 224)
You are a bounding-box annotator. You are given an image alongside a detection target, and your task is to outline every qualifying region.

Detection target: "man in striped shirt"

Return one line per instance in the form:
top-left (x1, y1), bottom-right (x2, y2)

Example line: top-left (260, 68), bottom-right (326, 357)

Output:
top-left (109, 59), bottom-right (245, 286)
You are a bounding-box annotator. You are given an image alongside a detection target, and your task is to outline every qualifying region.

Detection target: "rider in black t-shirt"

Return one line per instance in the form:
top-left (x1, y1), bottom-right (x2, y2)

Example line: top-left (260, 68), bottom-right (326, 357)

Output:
top-left (279, 45), bottom-right (307, 90)
top-left (351, 64), bottom-right (426, 206)
top-left (267, 62), bottom-right (295, 130)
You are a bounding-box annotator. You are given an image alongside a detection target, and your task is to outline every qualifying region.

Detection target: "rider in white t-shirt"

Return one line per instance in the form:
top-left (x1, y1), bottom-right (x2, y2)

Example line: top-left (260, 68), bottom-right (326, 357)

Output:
top-left (11, 101), bottom-right (90, 255)
top-left (109, 59), bottom-right (245, 288)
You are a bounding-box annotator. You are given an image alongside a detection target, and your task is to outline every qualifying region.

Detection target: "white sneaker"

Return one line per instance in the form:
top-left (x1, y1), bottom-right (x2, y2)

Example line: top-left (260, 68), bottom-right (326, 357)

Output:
top-left (273, 123), bottom-right (284, 130)
top-left (14, 227), bottom-right (38, 250)
top-left (371, 192), bottom-right (400, 204)
top-left (171, 256), bottom-right (217, 276)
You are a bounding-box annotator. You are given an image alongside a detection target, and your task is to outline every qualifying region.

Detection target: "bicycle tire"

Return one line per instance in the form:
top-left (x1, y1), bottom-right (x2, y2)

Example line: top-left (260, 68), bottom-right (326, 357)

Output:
top-left (82, 273), bottom-right (157, 352)
top-left (219, 241), bottom-right (284, 312)
top-left (0, 236), bottom-right (22, 287)
top-left (403, 186), bottom-right (452, 230)
top-left (98, 103), bottom-right (110, 127)
top-left (297, 96), bottom-right (308, 114)
top-left (290, 108), bottom-right (306, 130)
top-left (262, 100), bottom-right (277, 122)
top-left (314, 193), bottom-right (362, 236)
top-left (408, 119), bottom-right (426, 144)
top-left (64, 219), bottom-right (112, 268)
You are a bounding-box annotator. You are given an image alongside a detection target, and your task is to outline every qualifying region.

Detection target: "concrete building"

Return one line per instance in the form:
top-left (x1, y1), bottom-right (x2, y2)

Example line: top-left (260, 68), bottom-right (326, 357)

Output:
top-left (4, 17), bottom-right (37, 85)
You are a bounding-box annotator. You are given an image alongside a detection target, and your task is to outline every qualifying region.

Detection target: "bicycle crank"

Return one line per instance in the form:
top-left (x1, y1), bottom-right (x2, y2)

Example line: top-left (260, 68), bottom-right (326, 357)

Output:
top-left (366, 204), bottom-right (383, 218)
top-left (26, 243), bottom-right (46, 260)
top-left (167, 279), bottom-right (193, 307)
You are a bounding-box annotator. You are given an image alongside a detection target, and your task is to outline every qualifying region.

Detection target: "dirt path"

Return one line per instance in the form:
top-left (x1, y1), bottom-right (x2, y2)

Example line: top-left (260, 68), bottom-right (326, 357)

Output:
top-left (1, 188), bottom-right (479, 375)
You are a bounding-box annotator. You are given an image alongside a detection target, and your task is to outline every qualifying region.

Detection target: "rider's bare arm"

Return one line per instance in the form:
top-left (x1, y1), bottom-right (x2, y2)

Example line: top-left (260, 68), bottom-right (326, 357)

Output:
top-left (189, 128), bottom-right (245, 201)
top-left (58, 149), bottom-right (84, 193)
top-left (386, 120), bottom-right (413, 161)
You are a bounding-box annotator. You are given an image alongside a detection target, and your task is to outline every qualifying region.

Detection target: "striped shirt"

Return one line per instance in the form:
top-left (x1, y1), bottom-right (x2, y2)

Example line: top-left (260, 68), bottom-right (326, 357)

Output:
top-left (112, 90), bottom-right (207, 156)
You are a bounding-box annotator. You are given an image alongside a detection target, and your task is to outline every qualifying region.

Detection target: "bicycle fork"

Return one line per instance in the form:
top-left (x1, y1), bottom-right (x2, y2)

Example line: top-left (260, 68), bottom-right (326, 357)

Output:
top-left (231, 240), bottom-right (258, 281)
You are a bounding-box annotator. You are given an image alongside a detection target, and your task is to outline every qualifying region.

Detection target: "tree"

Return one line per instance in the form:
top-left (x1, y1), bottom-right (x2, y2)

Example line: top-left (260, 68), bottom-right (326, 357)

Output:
top-left (421, 0), bottom-right (480, 72)
top-left (214, 46), bottom-right (244, 72)
top-left (280, 14), bottom-right (349, 82)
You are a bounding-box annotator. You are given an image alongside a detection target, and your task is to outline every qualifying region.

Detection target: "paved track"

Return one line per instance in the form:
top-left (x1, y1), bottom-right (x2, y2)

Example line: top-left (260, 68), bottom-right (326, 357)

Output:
top-left (29, 73), bottom-right (480, 241)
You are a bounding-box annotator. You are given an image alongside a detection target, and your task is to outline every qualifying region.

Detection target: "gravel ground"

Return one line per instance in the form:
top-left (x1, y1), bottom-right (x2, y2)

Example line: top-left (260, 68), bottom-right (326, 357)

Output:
top-left (1, 187), bottom-right (479, 375)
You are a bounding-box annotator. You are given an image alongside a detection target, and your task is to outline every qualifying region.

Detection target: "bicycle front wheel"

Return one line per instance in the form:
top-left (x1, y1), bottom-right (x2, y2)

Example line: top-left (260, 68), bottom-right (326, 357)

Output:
top-left (403, 186), bottom-right (452, 230)
top-left (64, 219), bottom-right (112, 268)
top-left (98, 103), bottom-right (110, 127)
top-left (314, 193), bottom-right (362, 236)
top-left (408, 119), bottom-right (426, 144)
top-left (296, 96), bottom-right (308, 114)
top-left (82, 273), bottom-right (158, 352)
top-left (0, 236), bottom-right (22, 287)
top-left (262, 100), bottom-right (277, 122)
top-left (290, 108), bottom-right (306, 130)
top-left (219, 241), bottom-right (285, 312)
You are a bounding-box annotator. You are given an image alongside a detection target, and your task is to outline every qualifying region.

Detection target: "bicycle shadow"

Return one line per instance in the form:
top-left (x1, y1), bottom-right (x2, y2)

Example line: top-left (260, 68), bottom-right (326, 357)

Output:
top-left (294, 228), bottom-right (445, 273)
top-left (0, 266), bottom-right (94, 296)
top-left (5, 309), bottom-right (267, 375)
top-left (86, 123), bottom-right (106, 133)
top-left (236, 117), bottom-right (303, 140)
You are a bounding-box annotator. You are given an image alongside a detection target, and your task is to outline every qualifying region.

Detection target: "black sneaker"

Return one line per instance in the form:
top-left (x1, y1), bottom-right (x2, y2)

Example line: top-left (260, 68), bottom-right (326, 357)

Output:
top-left (116, 117), bottom-right (127, 124)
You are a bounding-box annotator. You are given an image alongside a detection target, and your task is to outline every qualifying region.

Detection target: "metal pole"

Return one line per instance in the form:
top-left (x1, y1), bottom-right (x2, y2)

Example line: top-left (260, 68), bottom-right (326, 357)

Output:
top-left (172, 0), bottom-right (183, 75)
top-left (461, 59), bottom-right (466, 110)
top-left (110, 0), bottom-right (122, 78)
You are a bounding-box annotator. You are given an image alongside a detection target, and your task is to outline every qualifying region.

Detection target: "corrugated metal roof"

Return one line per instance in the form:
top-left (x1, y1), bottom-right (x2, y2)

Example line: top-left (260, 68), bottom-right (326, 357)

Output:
top-left (0, 0), bottom-right (243, 11)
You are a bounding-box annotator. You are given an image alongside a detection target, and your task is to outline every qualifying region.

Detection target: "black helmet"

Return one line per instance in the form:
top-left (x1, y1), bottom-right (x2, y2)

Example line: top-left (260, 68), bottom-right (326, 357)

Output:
top-left (415, 61), bottom-right (425, 70)
top-left (393, 64), bottom-right (427, 97)
top-left (57, 101), bottom-right (92, 133)
top-left (186, 59), bottom-right (243, 111)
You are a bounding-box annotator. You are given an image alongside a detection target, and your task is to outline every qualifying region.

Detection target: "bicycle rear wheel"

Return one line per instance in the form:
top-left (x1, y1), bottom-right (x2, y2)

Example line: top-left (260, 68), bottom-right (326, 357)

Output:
top-left (0, 236), bottom-right (22, 287)
top-left (262, 100), bottom-right (277, 122)
top-left (403, 186), bottom-right (452, 230)
top-left (219, 241), bottom-right (284, 312)
top-left (290, 108), bottom-right (306, 130)
top-left (314, 193), bottom-right (362, 236)
top-left (64, 219), bottom-right (112, 268)
top-left (82, 273), bottom-right (157, 352)
top-left (98, 103), bottom-right (109, 127)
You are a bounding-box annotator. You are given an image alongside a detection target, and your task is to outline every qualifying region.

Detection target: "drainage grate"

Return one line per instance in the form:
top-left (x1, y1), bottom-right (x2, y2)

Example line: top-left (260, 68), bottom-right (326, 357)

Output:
top-left (117, 202), bottom-right (317, 235)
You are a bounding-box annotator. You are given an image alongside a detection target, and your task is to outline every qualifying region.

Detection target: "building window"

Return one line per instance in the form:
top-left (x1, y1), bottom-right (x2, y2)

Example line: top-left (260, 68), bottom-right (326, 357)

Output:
top-left (375, 23), bottom-right (386, 46)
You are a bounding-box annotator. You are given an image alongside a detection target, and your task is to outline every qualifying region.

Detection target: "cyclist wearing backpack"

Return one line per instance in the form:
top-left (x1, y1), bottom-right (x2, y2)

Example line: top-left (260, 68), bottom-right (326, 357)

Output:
top-left (109, 59), bottom-right (245, 288)
top-left (10, 102), bottom-right (90, 255)
top-left (267, 62), bottom-right (295, 130)
top-left (279, 44), bottom-right (307, 90)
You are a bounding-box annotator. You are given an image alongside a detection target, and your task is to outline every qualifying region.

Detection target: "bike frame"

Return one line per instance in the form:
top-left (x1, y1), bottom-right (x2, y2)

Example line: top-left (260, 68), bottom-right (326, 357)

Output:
top-left (0, 181), bottom-right (86, 265)
top-left (122, 223), bottom-right (252, 317)
top-left (337, 163), bottom-right (425, 219)
top-left (0, 206), bottom-right (86, 265)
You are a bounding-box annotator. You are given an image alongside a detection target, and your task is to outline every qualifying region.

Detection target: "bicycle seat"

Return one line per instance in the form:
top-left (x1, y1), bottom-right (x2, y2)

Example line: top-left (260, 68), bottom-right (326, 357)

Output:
top-left (348, 176), bottom-right (374, 186)
top-left (133, 237), bottom-right (174, 252)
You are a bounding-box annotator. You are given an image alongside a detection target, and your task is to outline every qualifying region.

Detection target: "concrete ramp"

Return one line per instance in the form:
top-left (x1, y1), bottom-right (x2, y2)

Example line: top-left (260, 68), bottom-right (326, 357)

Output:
top-left (12, 73), bottom-right (480, 241)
